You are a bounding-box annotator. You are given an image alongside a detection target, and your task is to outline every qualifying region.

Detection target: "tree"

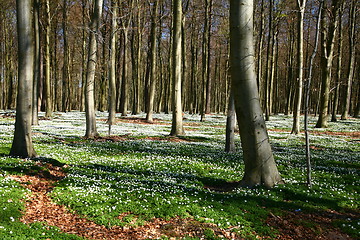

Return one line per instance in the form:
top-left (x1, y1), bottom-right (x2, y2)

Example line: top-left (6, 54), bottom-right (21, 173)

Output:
top-left (170, 0), bottom-right (185, 136)
top-left (315, 0), bottom-right (342, 128)
top-left (44, 0), bottom-right (52, 118)
top-left (10, 0), bottom-right (37, 158)
top-left (291, 0), bottom-right (306, 134)
top-left (230, 0), bottom-right (283, 188)
top-left (32, 0), bottom-right (40, 126)
top-left (85, 0), bottom-right (103, 138)
top-left (146, 0), bottom-right (159, 123)
top-left (107, 0), bottom-right (118, 134)
top-left (225, 91), bottom-right (236, 153)
top-left (341, 0), bottom-right (356, 120)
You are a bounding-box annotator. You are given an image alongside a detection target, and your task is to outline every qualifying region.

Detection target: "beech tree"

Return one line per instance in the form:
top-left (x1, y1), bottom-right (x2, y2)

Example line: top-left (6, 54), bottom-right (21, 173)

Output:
top-left (10, 0), bottom-right (37, 158)
top-left (170, 0), bottom-right (185, 136)
top-left (85, 0), bottom-right (103, 138)
top-left (230, 0), bottom-right (283, 188)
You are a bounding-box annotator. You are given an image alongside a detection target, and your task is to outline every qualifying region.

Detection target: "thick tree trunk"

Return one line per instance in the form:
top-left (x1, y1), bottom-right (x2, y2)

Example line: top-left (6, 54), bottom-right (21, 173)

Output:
top-left (10, 0), bottom-right (37, 158)
top-left (230, 0), bottom-right (283, 188)
top-left (85, 0), bottom-right (103, 138)
top-left (170, 0), bottom-right (185, 136)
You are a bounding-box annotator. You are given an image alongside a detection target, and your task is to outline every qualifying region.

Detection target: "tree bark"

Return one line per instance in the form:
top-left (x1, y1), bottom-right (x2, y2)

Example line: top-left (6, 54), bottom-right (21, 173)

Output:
top-left (10, 0), bottom-right (37, 158)
top-left (107, 0), bottom-right (118, 133)
top-left (44, 0), bottom-right (52, 118)
top-left (341, 0), bottom-right (356, 120)
top-left (291, 0), bottom-right (306, 134)
top-left (32, 0), bottom-right (40, 126)
top-left (170, 0), bottom-right (185, 136)
top-left (146, 0), bottom-right (159, 123)
top-left (315, 0), bottom-right (341, 128)
top-left (225, 91), bottom-right (236, 153)
top-left (230, 0), bottom-right (283, 188)
top-left (85, 0), bottom-right (103, 138)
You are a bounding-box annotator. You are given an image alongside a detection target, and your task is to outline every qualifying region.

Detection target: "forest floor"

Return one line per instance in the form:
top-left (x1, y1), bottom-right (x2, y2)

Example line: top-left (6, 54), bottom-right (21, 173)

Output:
top-left (0, 111), bottom-right (359, 239)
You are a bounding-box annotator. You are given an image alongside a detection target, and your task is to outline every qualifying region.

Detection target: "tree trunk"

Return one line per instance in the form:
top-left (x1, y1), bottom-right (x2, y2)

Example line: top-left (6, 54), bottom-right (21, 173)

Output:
top-left (85, 0), bottom-right (103, 138)
top-left (170, 0), bottom-right (185, 136)
top-left (331, 4), bottom-right (343, 122)
top-left (315, 0), bottom-right (341, 128)
top-left (107, 0), bottom-right (117, 132)
top-left (146, 0), bottom-right (159, 123)
top-left (341, 0), bottom-right (356, 120)
top-left (32, 0), bottom-right (40, 125)
top-left (62, 0), bottom-right (70, 112)
top-left (225, 91), bottom-right (236, 153)
top-left (291, 0), bottom-right (306, 134)
top-left (44, 0), bottom-right (52, 118)
top-left (10, 0), bottom-right (37, 158)
top-left (230, 0), bottom-right (283, 188)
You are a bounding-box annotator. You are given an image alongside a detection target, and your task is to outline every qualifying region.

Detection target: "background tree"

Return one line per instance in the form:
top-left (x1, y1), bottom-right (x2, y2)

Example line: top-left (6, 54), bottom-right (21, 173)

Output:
top-left (316, 0), bottom-right (342, 128)
top-left (107, 0), bottom-right (118, 134)
top-left (10, 0), bottom-right (37, 158)
top-left (291, 0), bottom-right (306, 134)
top-left (85, 0), bottom-right (103, 138)
top-left (230, 0), bottom-right (283, 188)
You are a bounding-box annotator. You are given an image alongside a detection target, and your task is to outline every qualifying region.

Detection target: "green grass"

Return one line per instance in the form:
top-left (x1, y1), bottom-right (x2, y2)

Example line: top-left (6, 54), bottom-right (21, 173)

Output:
top-left (0, 112), bottom-right (359, 239)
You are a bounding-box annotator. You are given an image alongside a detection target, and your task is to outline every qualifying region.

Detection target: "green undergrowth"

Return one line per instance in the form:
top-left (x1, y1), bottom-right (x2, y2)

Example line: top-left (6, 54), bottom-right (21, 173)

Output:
top-left (0, 176), bottom-right (84, 239)
top-left (0, 112), bottom-right (359, 239)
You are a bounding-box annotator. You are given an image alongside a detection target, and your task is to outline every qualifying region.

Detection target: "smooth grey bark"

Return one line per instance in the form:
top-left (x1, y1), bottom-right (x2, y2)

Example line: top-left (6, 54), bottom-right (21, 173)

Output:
top-left (230, 0), bottom-right (283, 188)
top-left (291, 0), bottom-right (306, 134)
top-left (10, 0), bottom-right (37, 158)
top-left (170, 0), bottom-right (185, 136)
top-left (107, 0), bottom-right (117, 134)
top-left (85, 0), bottom-right (103, 138)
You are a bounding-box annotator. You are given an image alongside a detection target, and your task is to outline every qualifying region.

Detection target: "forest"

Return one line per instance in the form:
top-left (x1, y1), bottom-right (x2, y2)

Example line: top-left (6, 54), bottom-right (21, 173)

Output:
top-left (0, 0), bottom-right (359, 239)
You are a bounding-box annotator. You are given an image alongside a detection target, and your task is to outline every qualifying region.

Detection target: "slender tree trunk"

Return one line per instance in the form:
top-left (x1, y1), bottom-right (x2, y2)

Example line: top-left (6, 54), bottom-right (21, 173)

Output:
top-left (225, 91), bottom-right (236, 153)
top-left (331, 4), bottom-right (343, 122)
top-left (32, 0), bottom-right (40, 125)
top-left (291, 0), bottom-right (306, 134)
top-left (205, 0), bottom-right (213, 114)
top-left (304, 0), bottom-right (323, 188)
top-left (146, 0), bottom-right (159, 122)
top-left (44, 0), bottom-right (52, 118)
top-left (230, 0), bottom-right (283, 188)
top-left (10, 0), bottom-right (37, 158)
top-left (107, 0), bottom-right (117, 133)
top-left (170, 0), bottom-right (185, 136)
top-left (341, 0), bottom-right (356, 120)
top-left (62, 0), bottom-right (70, 112)
top-left (85, 0), bottom-right (103, 138)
